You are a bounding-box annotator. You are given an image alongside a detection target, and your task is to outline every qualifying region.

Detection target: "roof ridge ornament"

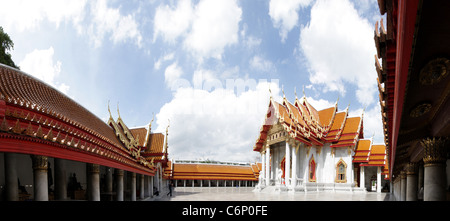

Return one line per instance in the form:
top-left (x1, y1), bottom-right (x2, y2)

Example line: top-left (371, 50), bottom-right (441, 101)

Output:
top-left (117, 102), bottom-right (121, 120)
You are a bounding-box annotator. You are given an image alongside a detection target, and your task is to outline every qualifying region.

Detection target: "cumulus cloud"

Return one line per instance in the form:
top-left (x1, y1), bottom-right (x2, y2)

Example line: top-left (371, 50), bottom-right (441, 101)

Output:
top-left (269, 0), bottom-right (312, 42)
top-left (87, 0), bottom-right (143, 48)
top-left (153, 0), bottom-right (242, 61)
top-left (164, 62), bottom-right (184, 89)
top-left (19, 47), bottom-right (70, 94)
top-left (153, 0), bottom-right (193, 44)
top-left (249, 55), bottom-right (276, 74)
top-left (155, 79), bottom-right (281, 162)
top-left (299, 0), bottom-right (377, 107)
top-left (349, 103), bottom-right (384, 144)
top-left (0, 0), bottom-right (87, 32)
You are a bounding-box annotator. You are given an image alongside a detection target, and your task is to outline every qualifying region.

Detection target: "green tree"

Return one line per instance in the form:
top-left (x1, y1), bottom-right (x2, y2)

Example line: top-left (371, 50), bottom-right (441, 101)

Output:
top-left (0, 26), bottom-right (19, 69)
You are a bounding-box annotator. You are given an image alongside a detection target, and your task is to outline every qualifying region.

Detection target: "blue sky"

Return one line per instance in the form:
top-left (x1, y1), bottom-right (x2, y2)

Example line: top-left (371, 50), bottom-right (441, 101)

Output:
top-left (1, 0), bottom-right (384, 163)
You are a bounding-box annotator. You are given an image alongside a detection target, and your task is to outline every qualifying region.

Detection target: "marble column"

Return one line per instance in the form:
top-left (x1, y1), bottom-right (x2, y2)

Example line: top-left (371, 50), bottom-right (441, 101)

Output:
top-left (54, 158), bottom-right (67, 200)
top-left (144, 175), bottom-right (149, 197)
top-left (291, 144), bottom-right (297, 189)
top-left (115, 169), bottom-right (124, 201)
top-left (421, 137), bottom-right (448, 201)
top-left (418, 163), bottom-right (424, 200)
top-left (87, 163), bottom-right (100, 201)
top-left (139, 174), bottom-right (144, 199)
top-left (359, 166), bottom-right (365, 189)
top-left (105, 167), bottom-right (113, 193)
top-left (130, 172), bottom-right (136, 201)
top-left (377, 166), bottom-right (382, 193)
top-left (261, 151), bottom-right (265, 186)
top-left (4, 153), bottom-right (18, 201)
top-left (285, 140), bottom-right (290, 186)
top-left (400, 171), bottom-right (406, 201)
top-left (406, 162), bottom-right (418, 201)
top-left (265, 145), bottom-right (270, 186)
top-left (31, 155), bottom-right (48, 201)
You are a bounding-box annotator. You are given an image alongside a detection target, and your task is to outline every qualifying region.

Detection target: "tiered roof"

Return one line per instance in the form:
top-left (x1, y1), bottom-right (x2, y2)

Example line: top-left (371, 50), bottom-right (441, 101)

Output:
top-left (253, 94), bottom-right (363, 152)
top-left (352, 138), bottom-right (388, 171)
top-left (0, 64), bottom-right (155, 175)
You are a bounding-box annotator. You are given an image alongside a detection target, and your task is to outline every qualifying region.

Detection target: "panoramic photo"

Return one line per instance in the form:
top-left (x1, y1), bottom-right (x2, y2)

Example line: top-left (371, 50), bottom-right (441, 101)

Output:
top-left (0, 0), bottom-right (449, 217)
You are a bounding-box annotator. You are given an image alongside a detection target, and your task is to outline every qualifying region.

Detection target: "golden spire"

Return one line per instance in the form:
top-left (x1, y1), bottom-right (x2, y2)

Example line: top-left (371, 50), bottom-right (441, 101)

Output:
top-left (107, 100), bottom-right (112, 119)
top-left (117, 102), bottom-right (121, 119)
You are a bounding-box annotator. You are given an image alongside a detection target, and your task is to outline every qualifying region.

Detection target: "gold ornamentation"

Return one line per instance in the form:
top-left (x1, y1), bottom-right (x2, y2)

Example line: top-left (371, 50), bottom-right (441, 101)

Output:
top-left (421, 137), bottom-right (448, 166)
top-left (31, 155), bottom-right (48, 171)
top-left (419, 58), bottom-right (450, 85)
top-left (405, 162), bottom-right (417, 175)
top-left (409, 103), bottom-right (432, 118)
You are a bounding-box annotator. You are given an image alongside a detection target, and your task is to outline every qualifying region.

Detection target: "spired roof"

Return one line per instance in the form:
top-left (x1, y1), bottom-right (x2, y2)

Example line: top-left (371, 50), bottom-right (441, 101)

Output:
top-left (253, 93), bottom-right (363, 152)
top-left (353, 139), bottom-right (372, 163)
top-left (0, 65), bottom-right (123, 149)
top-left (0, 64), bottom-right (155, 173)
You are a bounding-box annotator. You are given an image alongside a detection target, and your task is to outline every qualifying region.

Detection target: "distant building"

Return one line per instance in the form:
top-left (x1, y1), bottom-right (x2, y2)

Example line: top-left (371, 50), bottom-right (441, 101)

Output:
top-left (253, 92), bottom-right (389, 192)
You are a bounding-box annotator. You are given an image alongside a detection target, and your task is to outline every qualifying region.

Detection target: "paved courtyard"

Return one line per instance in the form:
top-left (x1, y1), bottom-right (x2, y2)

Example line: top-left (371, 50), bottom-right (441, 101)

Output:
top-left (149, 187), bottom-right (393, 201)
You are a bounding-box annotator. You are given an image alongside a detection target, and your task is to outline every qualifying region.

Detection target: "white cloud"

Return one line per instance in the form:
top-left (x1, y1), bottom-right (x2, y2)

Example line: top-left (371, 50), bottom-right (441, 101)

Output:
top-left (349, 103), bottom-right (384, 144)
top-left (19, 47), bottom-right (70, 94)
top-left (164, 62), bottom-right (184, 89)
top-left (249, 55), bottom-right (276, 73)
top-left (305, 96), bottom-right (335, 111)
top-left (153, 0), bottom-right (194, 43)
top-left (87, 0), bottom-right (143, 48)
top-left (155, 80), bottom-right (281, 162)
top-left (154, 52), bottom-right (175, 70)
top-left (184, 0), bottom-right (242, 60)
top-left (0, 0), bottom-right (87, 32)
top-left (299, 0), bottom-right (377, 106)
top-left (153, 0), bottom-right (242, 61)
top-left (269, 0), bottom-right (312, 42)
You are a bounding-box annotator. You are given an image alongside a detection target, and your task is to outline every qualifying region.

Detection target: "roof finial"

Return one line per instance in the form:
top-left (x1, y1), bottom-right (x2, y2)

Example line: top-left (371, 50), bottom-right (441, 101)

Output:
top-left (268, 84), bottom-right (273, 99)
top-left (149, 112), bottom-right (154, 130)
top-left (282, 84), bottom-right (285, 98)
top-left (294, 86), bottom-right (298, 99)
top-left (107, 100), bottom-right (112, 119)
top-left (166, 119), bottom-right (170, 134)
top-left (117, 102), bottom-right (121, 119)
top-left (302, 85), bottom-right (306, 97)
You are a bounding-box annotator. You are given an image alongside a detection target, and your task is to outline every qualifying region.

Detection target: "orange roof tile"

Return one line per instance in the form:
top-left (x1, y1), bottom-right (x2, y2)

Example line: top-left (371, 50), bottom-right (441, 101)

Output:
top-left (318, 106), bottom-right (336, 127)
top-left (171, 163), bottom-right (258, 181)
top-left (341, 117), bottom-right (361, 134)
top-left (130, 127), bottom-right (147, 147)
top-left (330, 112), bottom-right (347, 131)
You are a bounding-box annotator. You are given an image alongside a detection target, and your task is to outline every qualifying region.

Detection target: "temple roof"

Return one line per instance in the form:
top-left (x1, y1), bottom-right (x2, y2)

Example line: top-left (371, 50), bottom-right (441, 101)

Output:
top-left (253, 94), bottom-right (363, 151)
top-left (0, 64), bottom-right (155, 175)
top-left (167, 162), bottom-right (260, 181)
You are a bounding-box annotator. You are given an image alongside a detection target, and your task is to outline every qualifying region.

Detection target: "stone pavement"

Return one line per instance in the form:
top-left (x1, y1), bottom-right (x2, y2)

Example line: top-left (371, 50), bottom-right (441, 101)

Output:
top-left (148, 187), bottom-right (393, 201)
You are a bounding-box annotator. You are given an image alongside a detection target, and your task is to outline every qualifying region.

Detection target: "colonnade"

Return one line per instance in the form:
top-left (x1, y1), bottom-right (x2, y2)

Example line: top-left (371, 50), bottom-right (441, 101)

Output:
top-left (2, 153), bottom-right (158, 201)
top-left (392, 137), bottom-right (449, 201)
top-left (174, 179), bottom-right (256, 188)
top-left (260, 140), bottom-right (298, 189)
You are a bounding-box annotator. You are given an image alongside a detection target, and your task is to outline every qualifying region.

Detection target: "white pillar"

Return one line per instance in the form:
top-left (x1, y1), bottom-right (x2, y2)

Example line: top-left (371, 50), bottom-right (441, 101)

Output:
top-left (377, 166), bottom-right (381, 193)
top-left (360, 166), bottom-right (365, 190)
top-left (291, 145), bottom-right (297, 189)
top-left (130, 172), bottom-right (136, 201)
top-left (87, 163), bottom-right (100, 201)
top-left (261, 151), bottom-right (265, 185)
top-left (5, 153), bottom-right (18, 201)
top-left (265, 145), bottom-right (270, 186)
top-left (285, 141), bottom-right (291, 186)
top-left (115, 169), bottom-right (124, 201)
top-left (31, 155), bottom-right (48, 201)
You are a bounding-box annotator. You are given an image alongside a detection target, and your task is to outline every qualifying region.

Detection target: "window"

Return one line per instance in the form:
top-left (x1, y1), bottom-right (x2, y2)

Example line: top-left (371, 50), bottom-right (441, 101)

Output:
top-left (335, 159), bottom-right (347, 183)
top-left (309, 156), bottom-right (316, 182)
